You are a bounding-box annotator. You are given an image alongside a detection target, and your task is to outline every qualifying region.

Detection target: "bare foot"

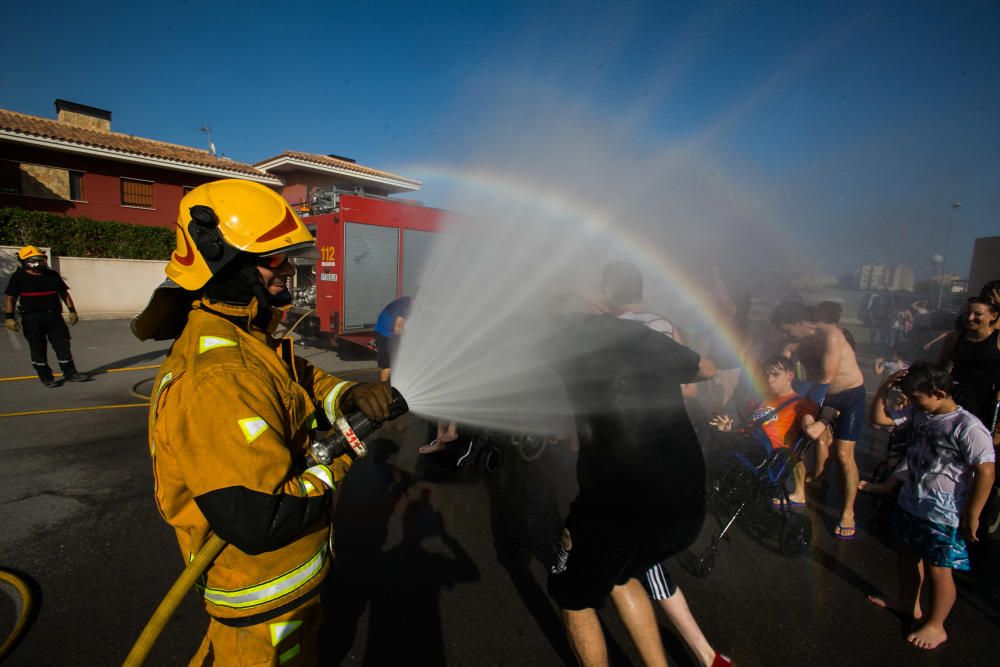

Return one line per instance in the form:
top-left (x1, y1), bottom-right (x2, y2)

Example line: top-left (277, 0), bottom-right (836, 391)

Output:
top-left (788, 493), bottom-right (807, 504)
top-left (907, 622), bottom-right (947, 650)
top-left (866, 595), bottom-right (923, 620)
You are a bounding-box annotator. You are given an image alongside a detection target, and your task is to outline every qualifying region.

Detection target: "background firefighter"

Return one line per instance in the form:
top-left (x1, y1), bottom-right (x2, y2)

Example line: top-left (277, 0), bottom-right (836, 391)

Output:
top-left (131, 179), bottom-right (392, 666)
top-left (4, 245), bottom-right (87, 387)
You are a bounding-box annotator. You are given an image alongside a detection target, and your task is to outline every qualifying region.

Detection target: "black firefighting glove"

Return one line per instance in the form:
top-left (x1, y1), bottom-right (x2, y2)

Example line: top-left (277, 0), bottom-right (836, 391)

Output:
top-left (341, 382), bottom-right (392, 423)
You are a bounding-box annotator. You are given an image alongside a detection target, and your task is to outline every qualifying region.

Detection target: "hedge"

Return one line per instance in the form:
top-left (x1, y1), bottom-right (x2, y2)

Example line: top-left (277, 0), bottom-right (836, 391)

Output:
top-left (0, 208), bottom-right (175, 260)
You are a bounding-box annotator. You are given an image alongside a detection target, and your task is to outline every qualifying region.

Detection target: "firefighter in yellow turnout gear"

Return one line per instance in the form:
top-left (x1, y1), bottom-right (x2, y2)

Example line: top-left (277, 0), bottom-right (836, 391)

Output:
top-left (132, 180), bottom-right (392, 666)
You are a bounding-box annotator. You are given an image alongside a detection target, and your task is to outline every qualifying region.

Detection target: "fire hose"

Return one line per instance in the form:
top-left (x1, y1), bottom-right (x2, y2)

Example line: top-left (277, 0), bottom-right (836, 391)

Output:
top-left (0, 570), bottom-right (32, 661)
top-left (122, 388), bottom-right (409, 666)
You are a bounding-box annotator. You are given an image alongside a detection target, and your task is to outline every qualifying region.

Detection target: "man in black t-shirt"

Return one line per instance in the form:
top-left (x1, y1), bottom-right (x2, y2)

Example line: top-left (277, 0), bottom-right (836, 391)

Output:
top-left (4, 246), bottom-right (87, 386)
top-left (547, 313), bottom-right (716, 666)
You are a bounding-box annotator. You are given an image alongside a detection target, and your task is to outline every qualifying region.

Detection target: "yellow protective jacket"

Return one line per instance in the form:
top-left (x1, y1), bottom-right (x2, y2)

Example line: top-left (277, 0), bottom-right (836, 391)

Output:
top-left (148, 298), bottom-right (355, 623)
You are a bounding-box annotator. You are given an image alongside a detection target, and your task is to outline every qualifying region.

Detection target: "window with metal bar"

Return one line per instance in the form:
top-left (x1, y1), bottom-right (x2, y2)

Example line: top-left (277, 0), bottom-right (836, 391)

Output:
top-left (121, 178), bottom-right (154, 207)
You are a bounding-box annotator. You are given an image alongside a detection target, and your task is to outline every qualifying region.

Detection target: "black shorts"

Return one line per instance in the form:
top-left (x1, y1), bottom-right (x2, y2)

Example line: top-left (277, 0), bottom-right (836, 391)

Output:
top-left (548, 507), bottom-right (700, 611)
top-left (374, 333), bottom-right (398, 369)
top-left (823, 385), bottom-right (866, 442)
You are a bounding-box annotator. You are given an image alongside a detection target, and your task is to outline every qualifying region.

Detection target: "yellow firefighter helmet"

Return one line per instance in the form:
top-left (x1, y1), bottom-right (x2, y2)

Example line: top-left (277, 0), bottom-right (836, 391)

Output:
top-left (132, 180), bottom-right (314, 341)
top-left (165, 179), bottom-right (314, 291)
top-left (18, 245), bottom-right (45, 261)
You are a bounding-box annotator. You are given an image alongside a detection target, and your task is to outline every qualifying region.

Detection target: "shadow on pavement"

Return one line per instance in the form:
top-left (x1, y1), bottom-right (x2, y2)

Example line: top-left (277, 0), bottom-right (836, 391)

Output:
top-left (323, 438), bottom-right (411, 664)
top-left (361, 489), bottom-right (479, 666)
top-left (807, 544), bottom-right (878, 599)
top-left (82, 348), bottom-right (169, 375)
top-left (323, 441), bottom-right (479, 665)
top-left (958, 538), bottom-right (1000, 627)
top-left (485, 443), bottom-right (577, 665)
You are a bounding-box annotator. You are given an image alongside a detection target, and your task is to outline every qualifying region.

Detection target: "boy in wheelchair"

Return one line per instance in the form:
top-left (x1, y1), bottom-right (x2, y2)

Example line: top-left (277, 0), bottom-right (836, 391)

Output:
top-left (707, 355), bottom-right (833, 508)
top-left (693, 357), bottom-right (835, 575)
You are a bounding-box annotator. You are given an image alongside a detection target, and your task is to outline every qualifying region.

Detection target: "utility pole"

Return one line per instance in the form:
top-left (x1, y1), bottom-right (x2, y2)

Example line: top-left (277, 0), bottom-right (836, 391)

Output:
top-left (936, 201), bottom-right (962, 309)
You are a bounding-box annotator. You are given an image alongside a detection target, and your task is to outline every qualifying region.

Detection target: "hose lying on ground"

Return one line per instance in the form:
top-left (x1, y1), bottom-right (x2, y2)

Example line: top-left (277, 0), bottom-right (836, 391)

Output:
top-left (0, 569), bottom-right (33, 660)
top-left (121, 534), bottom-right (226, 667)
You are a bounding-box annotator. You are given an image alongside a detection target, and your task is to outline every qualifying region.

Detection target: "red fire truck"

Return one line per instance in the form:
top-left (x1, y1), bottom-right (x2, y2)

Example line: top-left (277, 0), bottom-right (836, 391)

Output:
top-left (288, 187), bottom-right (446, 349)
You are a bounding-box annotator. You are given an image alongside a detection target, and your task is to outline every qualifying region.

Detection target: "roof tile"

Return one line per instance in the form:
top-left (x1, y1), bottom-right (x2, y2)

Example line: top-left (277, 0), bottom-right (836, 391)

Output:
top-left (255, 150), bottom-right (420, 187)
top-left (0, 107), bottom-right (274, 179)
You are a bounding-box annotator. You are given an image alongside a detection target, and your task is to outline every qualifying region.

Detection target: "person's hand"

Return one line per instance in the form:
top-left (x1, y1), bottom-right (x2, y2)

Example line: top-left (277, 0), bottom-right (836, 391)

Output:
top-left (68, 311), bottom-right (79, 326)
top-left (802, 413), bottom-right (832, 441)
top-left (342, 382), bottom-right (392, 422)
top-left (882, 368), bottom-right (908, 392)
top-left (5, 318), bottom-right (18, 332)
top-left (963, 512), bottom-right (980, 543)
top-left (708, 415), bottom-right (733, 432)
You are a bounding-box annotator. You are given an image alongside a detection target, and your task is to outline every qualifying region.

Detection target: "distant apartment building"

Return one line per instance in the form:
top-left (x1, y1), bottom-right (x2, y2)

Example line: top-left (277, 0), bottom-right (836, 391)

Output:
top-left (858, 264), bottom-right (889, 290)
top-left (857, 263), bottom-right (915, 291)
top-left (889, 264), bottom-right (915, 291)
top-left (0, 99), bottom-right (421, 229)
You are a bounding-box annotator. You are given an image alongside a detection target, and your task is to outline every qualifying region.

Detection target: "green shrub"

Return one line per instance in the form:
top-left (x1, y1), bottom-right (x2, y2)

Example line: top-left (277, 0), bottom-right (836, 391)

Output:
top-left (0, 208), bottom-right (174, 259)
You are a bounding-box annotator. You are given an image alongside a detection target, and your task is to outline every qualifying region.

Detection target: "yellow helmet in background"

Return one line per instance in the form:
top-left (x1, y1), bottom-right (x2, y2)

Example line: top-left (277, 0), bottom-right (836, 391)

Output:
top-left (165, 179), bottom-right (314, 291)
top-left (18, 245), bottom-right (45, 261)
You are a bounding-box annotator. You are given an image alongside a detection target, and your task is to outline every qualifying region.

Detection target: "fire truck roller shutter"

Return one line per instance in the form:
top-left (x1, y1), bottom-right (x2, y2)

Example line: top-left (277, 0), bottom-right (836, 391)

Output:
top-left (343, 222), bottom-right (399, 332)
top-left (402, 229), bottom-right (435, 297)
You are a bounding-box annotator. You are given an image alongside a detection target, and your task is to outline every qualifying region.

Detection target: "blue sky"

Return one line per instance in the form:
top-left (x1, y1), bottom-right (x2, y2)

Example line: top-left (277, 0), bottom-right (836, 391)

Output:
top-left (1, 0), bottom-right (997, 279)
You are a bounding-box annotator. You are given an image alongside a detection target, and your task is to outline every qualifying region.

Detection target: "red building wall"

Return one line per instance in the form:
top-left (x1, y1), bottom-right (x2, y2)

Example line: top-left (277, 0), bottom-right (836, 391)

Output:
top-left (0, 141), bottom-right (221, 228)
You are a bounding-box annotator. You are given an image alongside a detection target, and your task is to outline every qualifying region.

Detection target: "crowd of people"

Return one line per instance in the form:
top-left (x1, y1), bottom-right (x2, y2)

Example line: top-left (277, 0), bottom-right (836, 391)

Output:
top-left (518, 270), bottom-right (998, 661)
top-left (6, 178), bottom-right (998, 665)
top-left (862, 294), bottom-right (950, 354)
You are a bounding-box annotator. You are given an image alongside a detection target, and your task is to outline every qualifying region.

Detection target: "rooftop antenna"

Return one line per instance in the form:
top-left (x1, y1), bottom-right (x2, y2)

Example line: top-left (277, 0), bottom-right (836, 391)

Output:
top-left (195, 125), bottom-right (216, 155)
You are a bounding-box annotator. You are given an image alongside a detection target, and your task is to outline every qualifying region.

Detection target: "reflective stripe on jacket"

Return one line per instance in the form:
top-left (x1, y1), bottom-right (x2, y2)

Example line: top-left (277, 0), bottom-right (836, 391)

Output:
top-left (149, 299), bottom-right (356, 620)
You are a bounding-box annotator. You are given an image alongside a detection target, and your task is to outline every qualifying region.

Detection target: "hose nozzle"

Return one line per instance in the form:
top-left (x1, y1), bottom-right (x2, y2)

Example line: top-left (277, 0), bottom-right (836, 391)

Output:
top-left (308, 387), bottom-right (408, 465)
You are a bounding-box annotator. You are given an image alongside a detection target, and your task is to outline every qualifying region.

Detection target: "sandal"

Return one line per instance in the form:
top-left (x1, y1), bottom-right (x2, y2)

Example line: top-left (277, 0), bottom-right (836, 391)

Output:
top-left (834, 523), bottom-right (856, 541)
top-left (419, 439), bottom-right (448, 455)
top-left (771, 497), bottom-right (806, 510)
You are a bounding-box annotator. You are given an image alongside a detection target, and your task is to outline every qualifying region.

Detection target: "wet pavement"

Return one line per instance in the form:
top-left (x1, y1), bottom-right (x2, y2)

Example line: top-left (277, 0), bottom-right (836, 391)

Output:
top-left (1, 320), bottom-right (999, 666)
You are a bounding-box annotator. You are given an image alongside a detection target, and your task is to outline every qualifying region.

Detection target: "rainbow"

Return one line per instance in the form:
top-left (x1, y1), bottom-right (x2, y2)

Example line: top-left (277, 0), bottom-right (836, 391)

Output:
top-left (403, 163), bottom-right (773, 399)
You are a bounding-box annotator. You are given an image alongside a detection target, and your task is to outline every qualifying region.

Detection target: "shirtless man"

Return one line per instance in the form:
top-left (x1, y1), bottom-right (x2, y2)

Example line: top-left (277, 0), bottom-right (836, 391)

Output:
top-left (771, 301), bottom-right (866, 540)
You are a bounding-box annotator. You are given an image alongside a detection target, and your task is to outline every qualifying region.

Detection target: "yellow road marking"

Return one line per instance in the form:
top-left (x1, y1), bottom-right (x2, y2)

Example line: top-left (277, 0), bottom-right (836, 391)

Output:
top-left (0, 403), bottom-right (149, 418)
top-left (0, 364), bottom-right (163, 383)
top-left (0, 366), bottom-right (380, 418)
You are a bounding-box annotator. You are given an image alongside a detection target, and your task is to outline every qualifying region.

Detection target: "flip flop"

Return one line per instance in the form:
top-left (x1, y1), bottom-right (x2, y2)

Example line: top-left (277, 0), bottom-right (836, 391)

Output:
top-left (834, 523), bottom-right (856, 540)
top-left (419, 439), bottom-right (447, 455)
top-left (771, 497), bottom-right (807, 510)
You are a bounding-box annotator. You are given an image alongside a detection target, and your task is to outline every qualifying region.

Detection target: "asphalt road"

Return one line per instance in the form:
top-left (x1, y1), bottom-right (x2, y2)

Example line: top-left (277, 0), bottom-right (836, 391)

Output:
top-left (1, 320), bottom-right (999, 666)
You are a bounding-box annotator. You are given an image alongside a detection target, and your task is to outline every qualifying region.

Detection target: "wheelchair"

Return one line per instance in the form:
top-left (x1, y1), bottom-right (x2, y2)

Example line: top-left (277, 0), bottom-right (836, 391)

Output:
top-left (692, 407), bottom-right (838, 577)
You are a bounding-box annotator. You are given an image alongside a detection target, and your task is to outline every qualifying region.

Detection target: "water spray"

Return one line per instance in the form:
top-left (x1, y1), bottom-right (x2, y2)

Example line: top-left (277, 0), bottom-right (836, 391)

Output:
top-left (308, 387), bottom-right (409, 464)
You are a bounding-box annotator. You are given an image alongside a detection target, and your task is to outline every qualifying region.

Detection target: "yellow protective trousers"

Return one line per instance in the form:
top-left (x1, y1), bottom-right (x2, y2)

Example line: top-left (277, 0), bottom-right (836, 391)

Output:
top-left (190, 595), bottom-right (322, 667)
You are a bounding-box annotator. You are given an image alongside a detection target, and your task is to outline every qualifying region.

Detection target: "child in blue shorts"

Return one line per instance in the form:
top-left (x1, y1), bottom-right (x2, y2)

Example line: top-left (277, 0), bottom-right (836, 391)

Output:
top-left (860, 362), bottom-right (995, 650)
